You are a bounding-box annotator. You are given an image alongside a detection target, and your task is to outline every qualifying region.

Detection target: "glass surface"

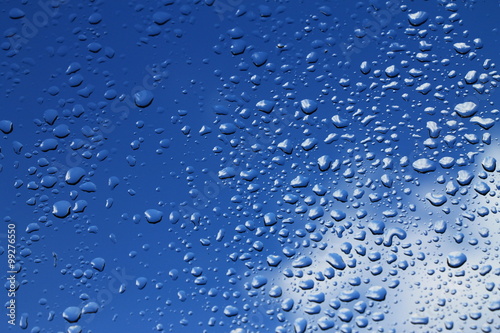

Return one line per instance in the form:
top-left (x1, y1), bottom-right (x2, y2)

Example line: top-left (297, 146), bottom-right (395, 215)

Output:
top-left (1, 1), bottom-right (499, 332)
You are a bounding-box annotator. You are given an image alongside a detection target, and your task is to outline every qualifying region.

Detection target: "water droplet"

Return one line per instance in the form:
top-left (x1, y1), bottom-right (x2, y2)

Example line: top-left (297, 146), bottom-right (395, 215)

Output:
top-left (454, 101), bottom-right (478, 117)
top-left (300, 99), bottom-right (318, 114)
top-left (62, 306), bottom-right (81, 323)
top-left (52, 201), bottom-right (71, 218)
top-left (412, 158), bottom-right (436, 173)
top-left (144, 209), bottom-right (163, 224)
top-left (134, 90), bottom-right (154, 108)
top-left (90, 257), bottom-right (105, 272)
top-left (366, 286), bottom-right (387, 301)
top-left (408, 11), bottom-right (429, 26)
top-left (447, 252), bottom-right (467, 268)
top-left (0, 120), bottom-right (13, 134)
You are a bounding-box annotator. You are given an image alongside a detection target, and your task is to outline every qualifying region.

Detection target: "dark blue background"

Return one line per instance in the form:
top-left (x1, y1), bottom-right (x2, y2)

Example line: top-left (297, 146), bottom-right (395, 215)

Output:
top-left (1, 0), bottom-right (500, 332)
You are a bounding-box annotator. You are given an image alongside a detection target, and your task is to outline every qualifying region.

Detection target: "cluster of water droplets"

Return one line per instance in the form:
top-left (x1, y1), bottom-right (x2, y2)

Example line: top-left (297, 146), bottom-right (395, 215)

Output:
top-left (1, 0), bottom-right (499, 332)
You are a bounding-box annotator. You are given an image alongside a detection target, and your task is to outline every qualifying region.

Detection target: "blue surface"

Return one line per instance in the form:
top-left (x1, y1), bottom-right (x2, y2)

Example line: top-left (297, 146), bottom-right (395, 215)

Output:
top-left (1, 0), bottom-right (500, 332)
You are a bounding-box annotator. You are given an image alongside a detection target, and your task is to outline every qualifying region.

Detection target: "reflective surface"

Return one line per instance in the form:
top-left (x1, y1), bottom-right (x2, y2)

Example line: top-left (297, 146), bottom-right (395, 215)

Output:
top-left (1, 1), bottom-right (500, 332)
